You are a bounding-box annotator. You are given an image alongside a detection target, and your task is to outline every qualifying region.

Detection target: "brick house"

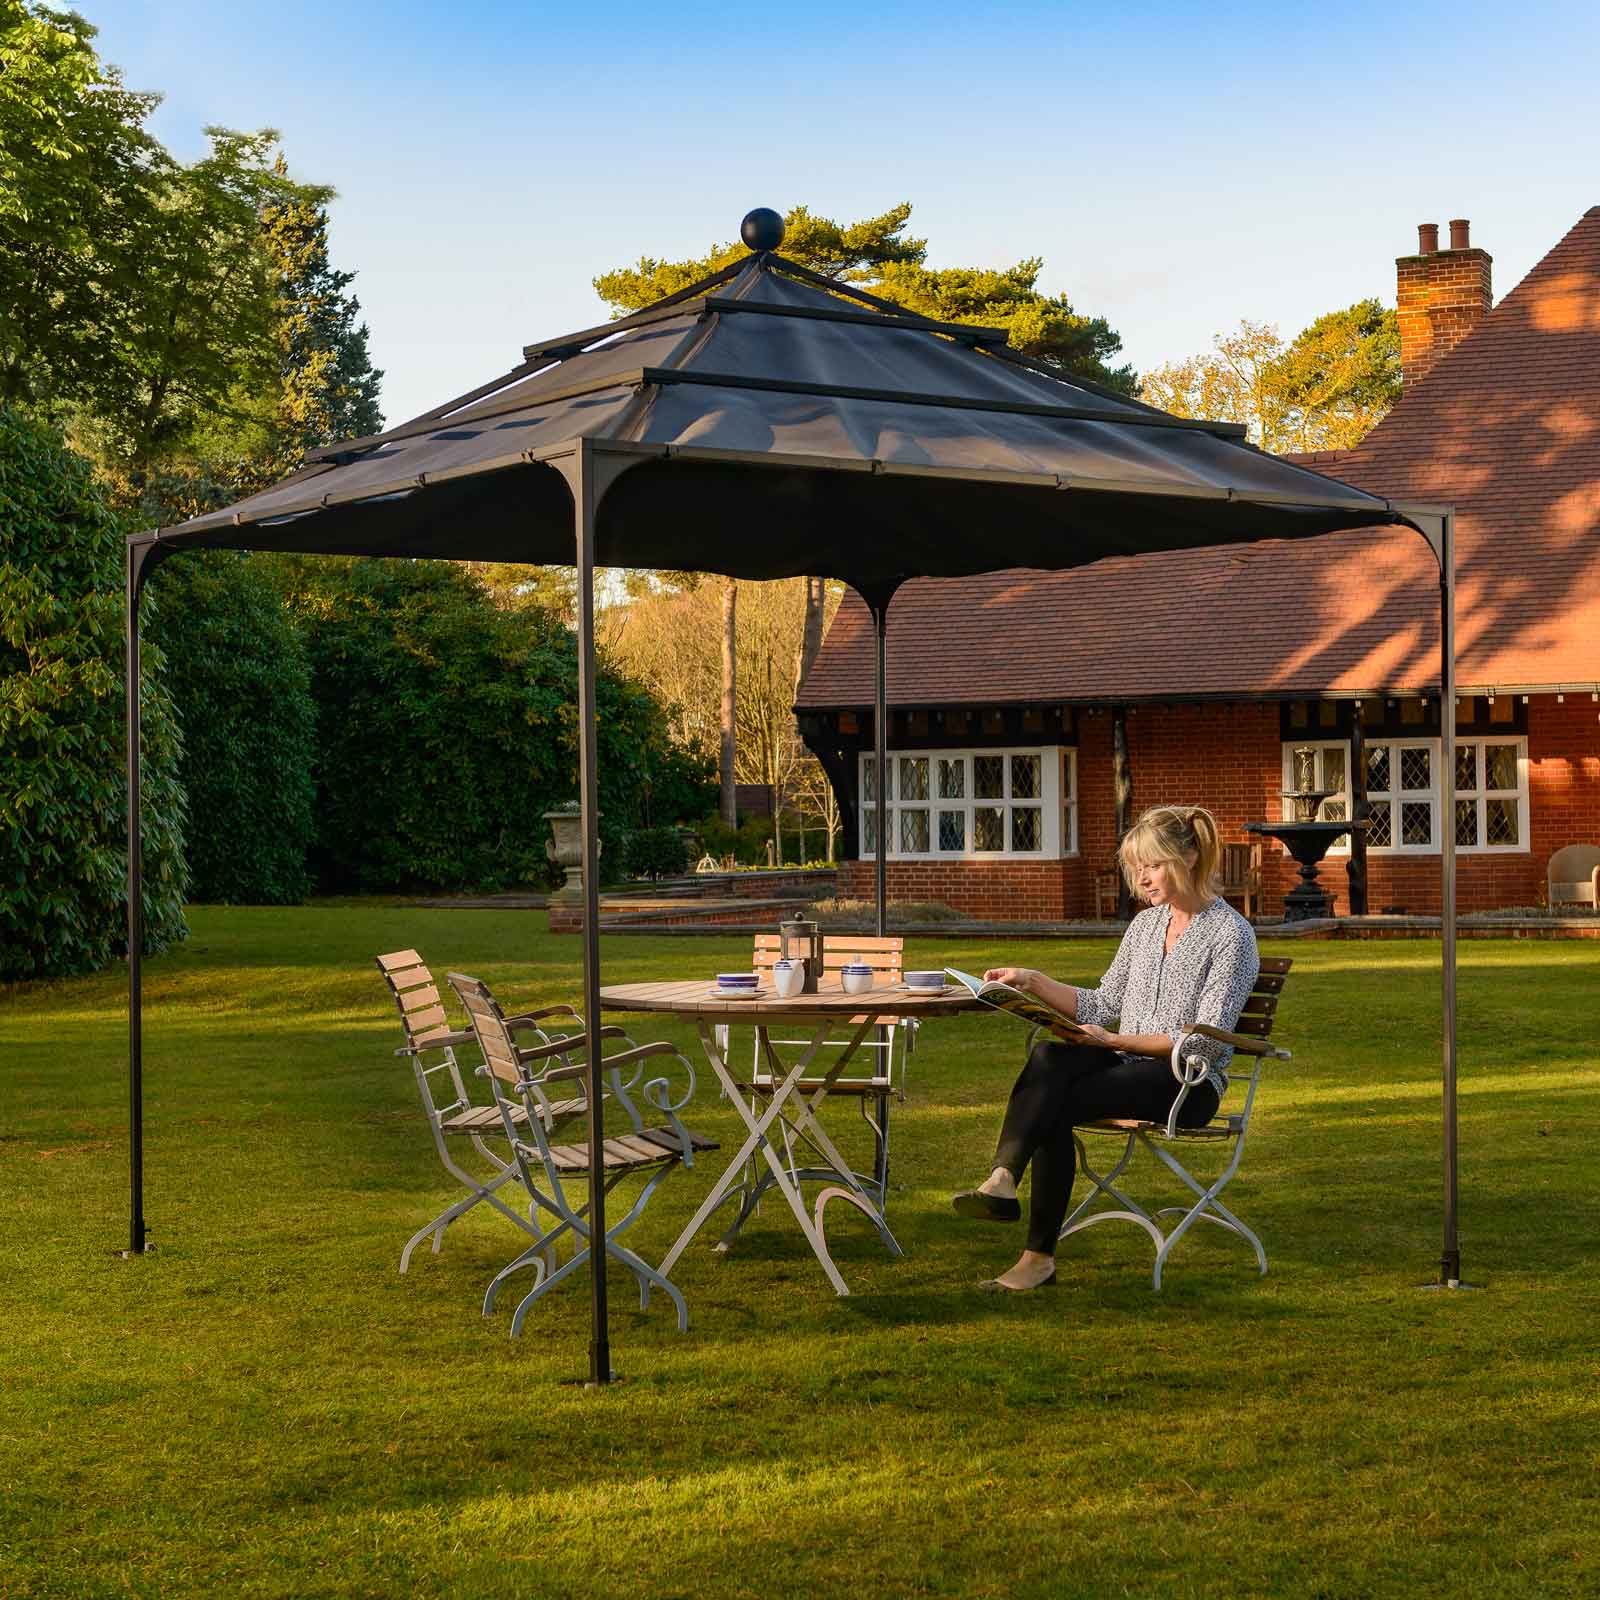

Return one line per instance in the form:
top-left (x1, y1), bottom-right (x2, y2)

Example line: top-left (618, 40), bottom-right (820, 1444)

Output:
top-left (796, 210), bottom-right (1600, 919)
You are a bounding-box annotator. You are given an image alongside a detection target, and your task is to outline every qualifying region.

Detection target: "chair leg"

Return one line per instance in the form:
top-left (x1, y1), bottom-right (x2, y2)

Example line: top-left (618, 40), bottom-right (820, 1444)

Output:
top-left (507, 1164), bottom-right (690, 1336)
top-left (1060, 1129), bottom-right (1265, 1291)
top-left (399, 1163), bottom-right (534, 1274)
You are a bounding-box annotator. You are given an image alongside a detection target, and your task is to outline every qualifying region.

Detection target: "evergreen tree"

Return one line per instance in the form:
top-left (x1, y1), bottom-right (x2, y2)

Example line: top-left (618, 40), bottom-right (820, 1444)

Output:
top-left (146, 551), bottom-right (316, 905)
top-left (0, 406), bottom-right (188, 979)
top-left (260, 171), bottom-right (384, 471)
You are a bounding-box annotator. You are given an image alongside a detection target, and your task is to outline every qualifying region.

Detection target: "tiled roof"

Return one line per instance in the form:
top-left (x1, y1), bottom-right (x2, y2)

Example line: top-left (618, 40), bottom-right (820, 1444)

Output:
top-left (800, 207), bottom-right (1600, 707)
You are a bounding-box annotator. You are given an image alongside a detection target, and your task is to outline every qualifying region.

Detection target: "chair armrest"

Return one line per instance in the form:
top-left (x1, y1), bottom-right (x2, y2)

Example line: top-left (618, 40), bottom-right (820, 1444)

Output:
top-left (507, 1005), bottom-right (585, 1032)
top-left (395, 1029), bottom-right (475, 1055)
top-left (514, 1026), bottom-right (629, 1066)
top-left (1178, 1021), bottom-right (1291, 1060)
top-left (606, 1041), bottom-right (698, 1116)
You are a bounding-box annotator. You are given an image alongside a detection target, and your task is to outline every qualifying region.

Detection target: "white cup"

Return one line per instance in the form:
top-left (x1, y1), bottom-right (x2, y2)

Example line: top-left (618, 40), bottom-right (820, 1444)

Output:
top-left (773, 960), bottom-right (803, 998)
top-left (841, 966), bottom-right (874, 995)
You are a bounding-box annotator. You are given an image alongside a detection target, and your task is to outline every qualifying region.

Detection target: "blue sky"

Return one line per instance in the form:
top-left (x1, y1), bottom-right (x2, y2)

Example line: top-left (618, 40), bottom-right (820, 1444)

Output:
top-left (84, 0), bottom-right (1600, 425)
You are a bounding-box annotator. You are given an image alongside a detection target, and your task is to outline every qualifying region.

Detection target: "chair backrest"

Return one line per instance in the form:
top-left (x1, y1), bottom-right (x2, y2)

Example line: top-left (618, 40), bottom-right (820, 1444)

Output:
top-left (1229, 956), bottom-right (1292, 1043)
top-left (752, 932), bottom-right (904, 980)
top-left (1220, 843), bottom-right (1260, 890)
top-left (376, 949), bottom-right (456, 1051)
top-left (1548, 844), bottom-right (1600, 904)
top-left (443, 972), bottom-right (527, 1087)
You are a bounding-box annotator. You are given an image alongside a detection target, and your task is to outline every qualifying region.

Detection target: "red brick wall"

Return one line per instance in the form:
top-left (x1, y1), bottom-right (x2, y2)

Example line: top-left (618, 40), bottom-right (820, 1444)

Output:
top-left (836, 858), bottom-right (1070, 919)
top-left (828, 695), bottom-right (1600, 922)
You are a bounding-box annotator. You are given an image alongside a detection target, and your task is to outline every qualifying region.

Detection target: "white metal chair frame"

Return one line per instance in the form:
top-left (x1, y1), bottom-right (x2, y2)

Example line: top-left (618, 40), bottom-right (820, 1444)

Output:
top-left (1050, 958), bottom-right (1294, 1290)
top-left (715, 935), bottom-right (916, 1249)
top-left (376, 949), bottom-right (588, 1273)
top-left (447, 971), bottom-right (712, 1336)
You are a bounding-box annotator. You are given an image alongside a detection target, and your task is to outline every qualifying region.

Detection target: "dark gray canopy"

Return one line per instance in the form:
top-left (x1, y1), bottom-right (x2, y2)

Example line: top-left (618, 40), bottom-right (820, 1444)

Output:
top-left (149, 251), bottom-right (1420, 578)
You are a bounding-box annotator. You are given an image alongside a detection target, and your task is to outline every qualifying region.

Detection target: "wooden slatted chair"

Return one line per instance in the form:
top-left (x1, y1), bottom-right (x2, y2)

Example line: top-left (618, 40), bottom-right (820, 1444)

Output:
top-left (1057, 956), bottom-right (1294, 1289)
top-left (377, 949), bottom-right (591, 1273)
top-left (1219, 842), bottom-right (1262, 919)
top-left (714, 934), bottom-right (914, 1250)
top-left (446, 971), bottom-right (717, 1335)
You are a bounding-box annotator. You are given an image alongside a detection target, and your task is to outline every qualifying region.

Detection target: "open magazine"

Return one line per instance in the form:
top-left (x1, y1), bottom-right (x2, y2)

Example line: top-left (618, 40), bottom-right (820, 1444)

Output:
top-left (943, 967), bottom-right (1106, 1047)
top-left (943, 967), bottom-right (1287, 1060)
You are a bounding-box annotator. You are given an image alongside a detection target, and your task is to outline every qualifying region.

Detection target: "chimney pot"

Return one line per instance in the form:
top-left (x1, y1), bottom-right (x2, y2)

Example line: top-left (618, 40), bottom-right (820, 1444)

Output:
top-left (1418, 222), bottom-right (1439, 254)
top-left (1449, 218), bottom-right (1470, 250)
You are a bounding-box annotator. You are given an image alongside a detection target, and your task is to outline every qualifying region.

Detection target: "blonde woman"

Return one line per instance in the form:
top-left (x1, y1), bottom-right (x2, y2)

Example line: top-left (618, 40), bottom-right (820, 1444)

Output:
top-left (951, 805), bottom-right (1259, 1292)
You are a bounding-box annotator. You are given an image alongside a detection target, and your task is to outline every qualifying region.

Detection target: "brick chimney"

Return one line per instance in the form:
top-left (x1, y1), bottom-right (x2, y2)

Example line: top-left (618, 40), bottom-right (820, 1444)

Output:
top-left (1396, 219), bottom-right (1493, 387)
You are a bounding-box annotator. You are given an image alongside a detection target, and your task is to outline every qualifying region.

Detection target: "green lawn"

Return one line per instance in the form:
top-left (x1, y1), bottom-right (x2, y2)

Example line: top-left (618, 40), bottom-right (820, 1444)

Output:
top-left (2, 907), bottom-right (1597, 1599)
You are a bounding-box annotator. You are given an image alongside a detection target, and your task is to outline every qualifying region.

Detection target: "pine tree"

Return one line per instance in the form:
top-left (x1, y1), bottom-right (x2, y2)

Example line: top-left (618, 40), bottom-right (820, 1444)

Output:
top-left (260, 169), bottom-right (383, 470)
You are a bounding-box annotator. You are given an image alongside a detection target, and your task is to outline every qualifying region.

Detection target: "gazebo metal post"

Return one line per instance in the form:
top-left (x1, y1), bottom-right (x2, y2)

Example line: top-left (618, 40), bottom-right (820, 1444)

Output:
top-left (1437, 509), bottom-right (1460, 1285)
top-left (569, 441), bottom-right (611, 1384)
top-left (1112, 705), bottom-right (1132, 920)
top-left (1348, 698), bottom-right (1369, 915)
top-left (122, 536), bottom-right (168, 1259)
top-left (870, 596), bottom-right (889, 939)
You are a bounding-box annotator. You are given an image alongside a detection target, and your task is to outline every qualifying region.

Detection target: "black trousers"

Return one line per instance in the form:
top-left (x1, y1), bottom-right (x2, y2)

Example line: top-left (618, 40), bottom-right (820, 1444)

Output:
top-left (993, 1041), bottom-right (1220, 1255)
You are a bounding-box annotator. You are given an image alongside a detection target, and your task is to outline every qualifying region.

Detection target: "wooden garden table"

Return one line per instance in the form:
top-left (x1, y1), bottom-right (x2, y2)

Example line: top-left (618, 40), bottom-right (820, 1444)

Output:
top-left (598, 977), bottom-right (978, 1295)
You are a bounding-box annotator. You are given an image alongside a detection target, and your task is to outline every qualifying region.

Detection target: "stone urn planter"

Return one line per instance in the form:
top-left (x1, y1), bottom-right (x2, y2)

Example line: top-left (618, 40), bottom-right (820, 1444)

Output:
top-left (545, 805), bottom-right (598, 903)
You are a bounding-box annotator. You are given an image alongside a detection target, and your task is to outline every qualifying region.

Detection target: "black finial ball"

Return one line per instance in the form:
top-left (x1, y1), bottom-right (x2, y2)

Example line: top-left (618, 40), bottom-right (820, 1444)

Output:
top-left (741, 207), bottom-right (785, 253)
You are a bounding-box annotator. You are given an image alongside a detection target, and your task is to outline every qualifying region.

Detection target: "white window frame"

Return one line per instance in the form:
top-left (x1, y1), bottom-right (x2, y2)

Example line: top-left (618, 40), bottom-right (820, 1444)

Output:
top-left (1280, 735), bottom-right (1530, 856)
top-left (1061, 747), bottom-right (1078, 857)
top-left (859, 746), bottom-right (1076, 860)
top-left (1452, 736), bottom-right (1530, 853)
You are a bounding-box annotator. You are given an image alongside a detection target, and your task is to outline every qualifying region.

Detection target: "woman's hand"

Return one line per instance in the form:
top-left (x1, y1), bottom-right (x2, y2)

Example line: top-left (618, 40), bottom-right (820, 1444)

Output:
top-left (984, 966), bottom-right (1037, 992)
top-left (1076, 1023), bottom-right (1121, 1049)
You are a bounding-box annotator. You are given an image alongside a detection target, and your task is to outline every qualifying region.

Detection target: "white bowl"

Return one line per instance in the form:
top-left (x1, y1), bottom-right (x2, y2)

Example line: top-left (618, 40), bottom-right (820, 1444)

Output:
top-left (841, 969), bottom-right (874, 995)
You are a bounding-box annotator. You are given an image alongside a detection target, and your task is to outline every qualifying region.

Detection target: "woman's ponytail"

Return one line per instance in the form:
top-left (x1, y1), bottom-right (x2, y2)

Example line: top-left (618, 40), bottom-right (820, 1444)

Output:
top-left (1186, 806), bottom-right (1222, 898)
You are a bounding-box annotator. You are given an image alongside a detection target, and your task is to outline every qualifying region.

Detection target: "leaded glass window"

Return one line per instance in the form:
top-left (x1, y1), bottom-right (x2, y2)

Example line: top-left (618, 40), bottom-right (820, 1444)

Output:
top-left (1401, 801), bottom-right (1432, 846)
top-left (1485, 797), bottom-right (1518, 846)
top-left (1485, 743), bottom-right (1518, 792)
top-left (1400, 746), bottom-right (1431, 793)
top-left (1452, 738), bottom-right (1525, 850)
top-left (857, 747), bottom-right (1073, 859)
top-left (1367, 803), bottom-right (1392, 848)
top-left (1011, 808), bottom-right (1041, 851)
top-left (974, 806), bottom-right (1005, 851)
top-left (938, 810), bottom-right (965, 851)
top-left (1360, 739), bottom-right (1439, 852)
top-left (900, 808), bottom-right (929, 852)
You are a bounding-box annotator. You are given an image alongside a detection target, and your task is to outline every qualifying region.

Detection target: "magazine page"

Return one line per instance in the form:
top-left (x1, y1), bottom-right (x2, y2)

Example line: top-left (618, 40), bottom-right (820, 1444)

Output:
top-left (944, 968), bottom-right (1095, 1044)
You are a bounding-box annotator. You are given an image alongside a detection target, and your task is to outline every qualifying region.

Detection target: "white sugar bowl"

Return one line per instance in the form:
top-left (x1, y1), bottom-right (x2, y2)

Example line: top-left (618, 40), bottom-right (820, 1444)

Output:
top-left (840, 962), bottom-right (874, 995)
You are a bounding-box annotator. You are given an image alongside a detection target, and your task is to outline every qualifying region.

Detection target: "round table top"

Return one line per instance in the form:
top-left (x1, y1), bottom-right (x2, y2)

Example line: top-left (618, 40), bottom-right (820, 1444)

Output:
top-left (597, 976), bottom-right (980, 1020)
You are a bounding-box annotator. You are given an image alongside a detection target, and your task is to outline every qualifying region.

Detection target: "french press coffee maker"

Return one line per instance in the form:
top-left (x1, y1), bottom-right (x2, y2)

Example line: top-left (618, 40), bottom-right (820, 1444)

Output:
top-left (778, 910), bottom-right (823, 994)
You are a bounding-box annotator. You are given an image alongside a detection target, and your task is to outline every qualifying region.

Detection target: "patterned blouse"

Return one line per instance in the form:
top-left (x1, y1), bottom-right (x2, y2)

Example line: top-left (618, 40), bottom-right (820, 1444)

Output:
top-left (1073, 898), bottom-right (1260, 1095)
